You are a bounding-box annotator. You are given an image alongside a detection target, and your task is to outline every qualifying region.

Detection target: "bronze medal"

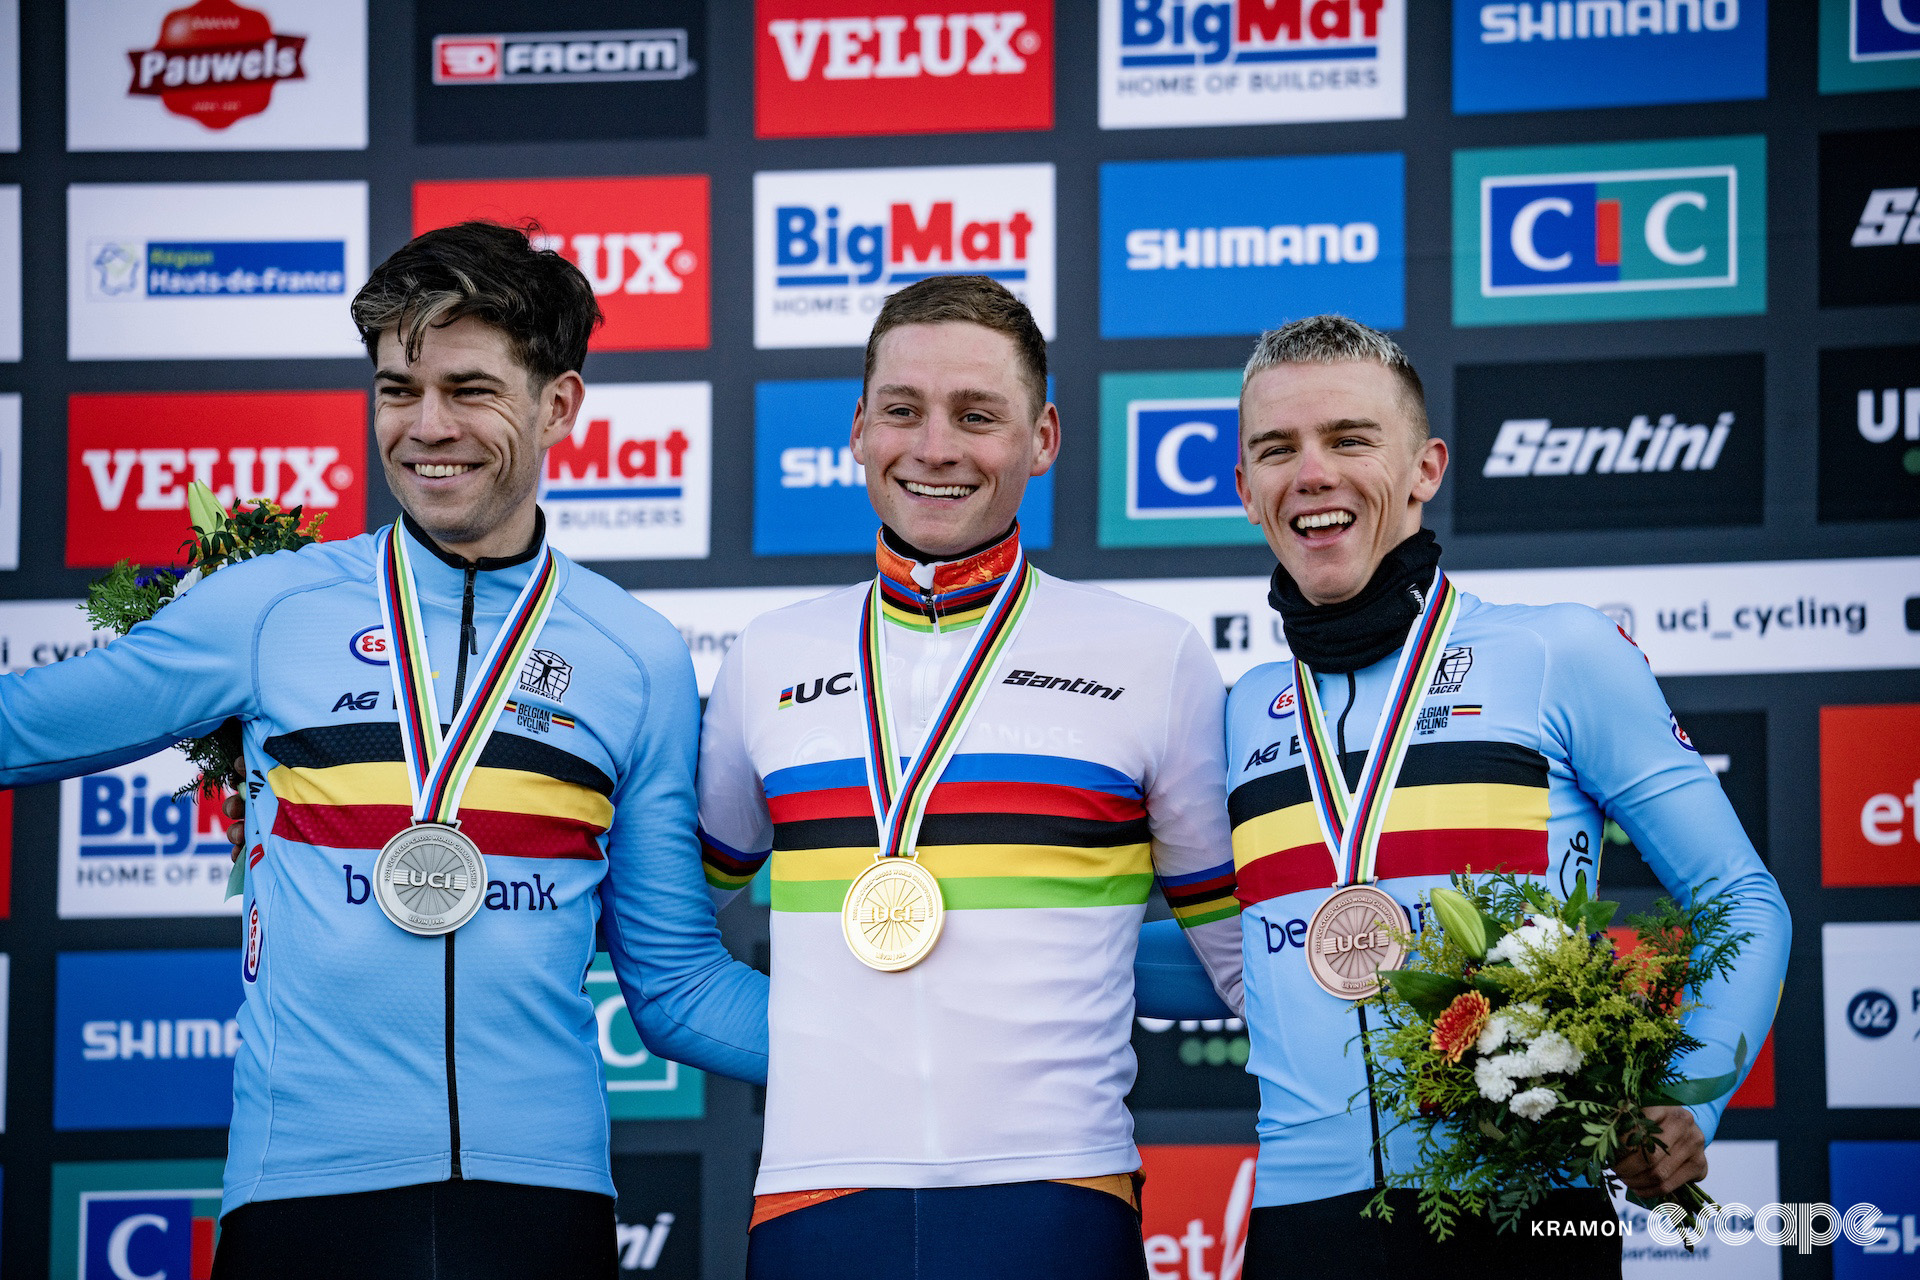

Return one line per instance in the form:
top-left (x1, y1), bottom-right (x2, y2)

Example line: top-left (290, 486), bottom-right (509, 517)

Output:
top-left (1304, 883), bottom-right (1409, 1000)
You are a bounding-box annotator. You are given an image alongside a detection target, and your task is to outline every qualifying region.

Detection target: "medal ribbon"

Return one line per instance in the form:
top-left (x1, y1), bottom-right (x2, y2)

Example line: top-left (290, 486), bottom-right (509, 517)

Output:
top-left (1291, 571), bottom-right (1461, 888)
top-left (858, 550), bottom-right (1037, 861)
top-left (376, 523), bottom-right (563, 826)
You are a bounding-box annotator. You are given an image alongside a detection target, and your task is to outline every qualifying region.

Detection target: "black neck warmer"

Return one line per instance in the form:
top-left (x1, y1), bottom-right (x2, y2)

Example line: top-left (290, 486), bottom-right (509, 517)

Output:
top-left (1267, 529), bottom-right (1443, 674)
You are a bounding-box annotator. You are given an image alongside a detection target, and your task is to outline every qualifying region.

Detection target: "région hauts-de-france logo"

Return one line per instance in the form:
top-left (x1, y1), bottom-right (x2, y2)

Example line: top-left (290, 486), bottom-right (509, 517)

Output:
top-left (126, 0), bottom-right (308, 130)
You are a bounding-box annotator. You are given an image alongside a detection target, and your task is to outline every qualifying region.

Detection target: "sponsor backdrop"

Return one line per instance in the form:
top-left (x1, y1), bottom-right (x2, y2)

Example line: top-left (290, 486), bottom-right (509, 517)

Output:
top-left (0, 3), bottom-right (1911, 1279)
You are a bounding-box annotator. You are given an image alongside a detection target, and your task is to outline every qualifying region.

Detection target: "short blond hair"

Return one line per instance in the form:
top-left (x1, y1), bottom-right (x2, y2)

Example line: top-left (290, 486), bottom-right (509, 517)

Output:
top-left (1241, 314), bottom-right (1428, 442)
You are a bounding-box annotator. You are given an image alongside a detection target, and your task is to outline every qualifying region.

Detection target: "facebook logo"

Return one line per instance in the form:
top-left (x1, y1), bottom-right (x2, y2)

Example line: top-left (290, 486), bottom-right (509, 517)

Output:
top-left (1130, 401), bottom-right (1243, 518)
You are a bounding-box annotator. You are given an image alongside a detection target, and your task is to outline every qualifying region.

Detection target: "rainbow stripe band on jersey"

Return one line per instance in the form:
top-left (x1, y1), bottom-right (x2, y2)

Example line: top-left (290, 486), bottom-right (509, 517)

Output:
top-left (377, 524), bottom-right (563, 827)
top-left (1293, 571), bottom-right (1461, 888)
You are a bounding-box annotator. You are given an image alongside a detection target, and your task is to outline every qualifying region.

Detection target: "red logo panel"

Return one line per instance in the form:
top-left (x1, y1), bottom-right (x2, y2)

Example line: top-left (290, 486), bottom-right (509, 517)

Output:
top-left (66, 391), bottom-right (367, 568)
top-left (1138, 1144), bottom-right (1255, 1280)
top-left (756, 1), bottom-right (1053, 138)
top-left (413, 177), bottom-right (710, 352)
top-left (1821, 703), bottom-right (1920, 887)
top-left (126, 0), bottom-right (308, 130)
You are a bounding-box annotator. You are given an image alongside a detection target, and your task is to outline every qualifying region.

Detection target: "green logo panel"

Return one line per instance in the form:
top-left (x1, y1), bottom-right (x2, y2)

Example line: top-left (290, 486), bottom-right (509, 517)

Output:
top-left (1099, 370), bottom-right (1265, 549)
top-left (589, 954), bottom-right (705, 1121)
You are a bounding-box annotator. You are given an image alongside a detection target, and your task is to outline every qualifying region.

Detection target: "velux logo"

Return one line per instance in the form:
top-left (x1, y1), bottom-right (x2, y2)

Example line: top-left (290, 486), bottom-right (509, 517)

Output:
top-left (81, 446), bottom-right (349, 512)
top-left (533, 232), bottom-right (694, 297)
top-left (765, 12), bottom-right (1038, 79)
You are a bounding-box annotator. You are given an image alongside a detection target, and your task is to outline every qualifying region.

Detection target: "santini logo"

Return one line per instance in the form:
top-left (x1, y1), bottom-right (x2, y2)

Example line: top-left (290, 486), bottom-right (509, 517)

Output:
top-left (1126, 221), bottom-right (1378, 270)
top-left (766, 13), bottom-right (1036, 80)
top-left (1003, 669), bottom-right (1126, 700)
top-left (432, 30), bottom-right (694, 85)
top-left (1853, 188), bottom-right (1920, 246)
top-left (1478, 0), bottom-right (1740, 42)
top-left (1481, 412), bottom-right (1734, 477)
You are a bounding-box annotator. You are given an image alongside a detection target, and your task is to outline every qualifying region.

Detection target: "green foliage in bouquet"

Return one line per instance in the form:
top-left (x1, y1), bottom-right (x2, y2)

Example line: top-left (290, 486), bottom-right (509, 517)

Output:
top-left (1361, 871), bottom-right (1751, 1243)
top-left (83, 481), bottom-right (325, 795)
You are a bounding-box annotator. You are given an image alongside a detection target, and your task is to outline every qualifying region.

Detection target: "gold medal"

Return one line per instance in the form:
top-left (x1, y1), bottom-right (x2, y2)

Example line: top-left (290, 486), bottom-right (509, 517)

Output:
top-left (842, 858), bottom-right (945, 971)
top-left (1304, 883), bottom-right (1409, 1000)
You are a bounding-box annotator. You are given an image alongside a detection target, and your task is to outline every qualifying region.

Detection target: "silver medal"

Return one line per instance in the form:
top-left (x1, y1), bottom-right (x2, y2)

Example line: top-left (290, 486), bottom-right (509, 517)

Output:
top-left (373, 823), bottom-right (488, 936)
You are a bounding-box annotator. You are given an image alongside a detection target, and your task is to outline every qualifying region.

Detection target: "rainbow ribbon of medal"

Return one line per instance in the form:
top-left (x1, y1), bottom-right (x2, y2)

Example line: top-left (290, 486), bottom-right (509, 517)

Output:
top-left (379, 525), bottom-right (562, 826)
top-left (1293, 572), bottom-right (1460, 888)
top-left (859, 552), bottom-right (1036, 860)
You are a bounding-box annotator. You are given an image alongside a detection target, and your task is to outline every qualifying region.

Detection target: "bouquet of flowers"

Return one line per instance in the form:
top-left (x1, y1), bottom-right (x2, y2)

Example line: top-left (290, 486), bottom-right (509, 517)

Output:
top-left (83, 479), bottom-right (324, 796)
top-left (1361, 871), bottom-right (1750, 1243)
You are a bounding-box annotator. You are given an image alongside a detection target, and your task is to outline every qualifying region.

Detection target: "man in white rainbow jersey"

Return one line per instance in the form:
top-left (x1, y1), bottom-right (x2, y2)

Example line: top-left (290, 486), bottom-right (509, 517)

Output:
top-left (695, 275), bottom-right (1244, 1278)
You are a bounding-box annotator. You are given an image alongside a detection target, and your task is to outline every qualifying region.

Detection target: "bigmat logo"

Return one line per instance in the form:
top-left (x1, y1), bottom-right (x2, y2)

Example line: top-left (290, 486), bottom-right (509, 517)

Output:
top-left (1454, 136), bottom-right (1766, 327)
top-left (541, 383), bottom-right (711, 562)
top-left (1102, 152), bottom-right (1403, 338)
top-left (754, 377), bottom-right (1054, 553)
top-left (54, 950), bottom-right (242, 1130)
top-left (67, 391), bottom-right (367, 568)
top-left (58, 747), bottom-right (241, 920)
top-left (610, 1154), bottom-right (702, 1276)
top-left (1822, 704), bottom-right (1920, 887)
top-left (68, 182), bottom-right (368, 360)
top-left (416, 0), bottom-right (703, 144)
top-left (757, 0), bottom-right (1052, 137)
top-left (1820, 0), bottom-right (1920, 94)
top-left (1452, 353), bottom-right (1764, 533)
top-left (67, 0), bottom-right (366, 151)
top-left (1819, 344), bottom-right (1920, 523)
top-left (755, 164), bottom-right (1054, 349)
top-left (1820, 129), bottom-right (1920, 308)
top-left (1138, 1145), bottom-right (1255, 1280)
top-left (1098, 369), bottom-right (1266, 549)
top-left (0, 185), bottom-right (18, 362)
top-left (1099, 0), bottom-right (1405, 129)
top-left (1823, 922), bottom-right (1920, 1109)
top-left (415, 178), bottom-right (708, 352)
top-left (52, 1160), bottom-right (226, 1280)
top-left (588, 955), bottom-right (705, 1120)
top-left (1455, 0), bottom-right (1763, 115)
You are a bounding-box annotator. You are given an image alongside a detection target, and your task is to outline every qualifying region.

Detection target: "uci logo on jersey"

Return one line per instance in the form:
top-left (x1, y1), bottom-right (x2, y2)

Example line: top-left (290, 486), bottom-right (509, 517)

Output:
top-left (1455, 137), bottom-right (1766, 326)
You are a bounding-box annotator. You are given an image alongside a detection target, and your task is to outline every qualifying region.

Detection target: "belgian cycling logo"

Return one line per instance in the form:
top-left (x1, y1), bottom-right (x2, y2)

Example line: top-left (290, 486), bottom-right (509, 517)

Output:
top-left (1429, 647), bottom-right (1473, 695)
top-left (519, 650), bottom-right (573, 702)
top-left (125, 0), bottom-right (309, 131)
top-left (1847, 989), bottom-right (1898, 1038)
top-left (777, 672), bottom-right (856, 708)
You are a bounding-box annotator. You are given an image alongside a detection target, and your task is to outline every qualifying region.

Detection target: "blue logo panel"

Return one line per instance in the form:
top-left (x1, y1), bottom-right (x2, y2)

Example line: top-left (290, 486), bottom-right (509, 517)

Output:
top-left (1831, 1141), bottom-right (1920, 1274)
top-left (1099, 369), bottom-right (1266, 548)
top-left (1454, 1), bottom-right (1765, 114)
top-left (54, 950), bottom-right (243, 1131)
top-left (1821, 0), bottom-right (1920, 93)
top-left (1454, 135), bottom-right (1766, 326)
top-left (1100, 152), bottom-right (1405, 338)
top-left (753, 379), bottom-right (1054, 556)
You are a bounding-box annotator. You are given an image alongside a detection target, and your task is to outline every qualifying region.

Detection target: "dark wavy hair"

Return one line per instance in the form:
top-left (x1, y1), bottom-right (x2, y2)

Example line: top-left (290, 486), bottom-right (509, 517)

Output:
top-left (350, 221), bottom-right (602, 386)
top-left (863, 275), bottom-right (1049, 418)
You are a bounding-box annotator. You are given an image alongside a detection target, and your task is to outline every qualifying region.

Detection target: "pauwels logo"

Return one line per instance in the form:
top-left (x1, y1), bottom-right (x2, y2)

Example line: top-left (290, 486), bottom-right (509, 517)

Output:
top-left (540, 382), bottom-right (712, 562)
top-left (1818, 343), bottom-right (1920, 523)
top-left (1820, 128), bottom-right (1920, 308)
top-left (66, 391), bottom-right (367, 568)
top-left (126, 0), bottom-right (307, 130)
top-left (1101, 0), bottom-right (1405, 129)
top-left (432, 29), bottom-right (694, 84)
top-left (754, 163), bottom-right (1055, 349)
top-left (757, 2), bottom-right (1053, 137)
top-left (1455, 135), bottom-right (1766, 327)
top-left (415, 177), bottom-right (709, 351)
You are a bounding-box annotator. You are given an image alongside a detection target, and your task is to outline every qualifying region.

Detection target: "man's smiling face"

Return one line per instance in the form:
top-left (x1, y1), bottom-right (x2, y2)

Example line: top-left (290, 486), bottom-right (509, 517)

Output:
top-left (1235, 360), bottom-right (1447, 606)
top-left (373, 315), bottom-right (582, 559)
top-left (851, 321), bottom-right (1059, 558)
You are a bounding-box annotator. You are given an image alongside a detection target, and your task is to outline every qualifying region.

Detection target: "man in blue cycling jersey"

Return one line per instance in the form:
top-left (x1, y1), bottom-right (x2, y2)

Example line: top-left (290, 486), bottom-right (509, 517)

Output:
top-left (1154, 315), bottom-right (1789, 1277)
top-left (0, 223), bottom-right (768, 1278)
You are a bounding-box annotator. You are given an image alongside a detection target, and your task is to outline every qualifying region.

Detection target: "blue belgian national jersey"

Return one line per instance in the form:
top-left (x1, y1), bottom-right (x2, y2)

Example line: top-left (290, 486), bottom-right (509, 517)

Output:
top-left (1224, 590), bottom-right (1789, 1209)
top-left (0, 520), bottom-right (768, 1214)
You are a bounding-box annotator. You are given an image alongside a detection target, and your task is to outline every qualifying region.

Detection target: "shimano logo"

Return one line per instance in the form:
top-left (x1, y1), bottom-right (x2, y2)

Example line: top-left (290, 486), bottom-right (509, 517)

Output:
top-left (1481, 412), bottom-right (1733, 477)
top-left (432, 29), bottom-right (694, 85)
top-left (1853, 188), bottom-right (1920, 247)
top-left (781, 447), bottom-right (865, 488)
top-left (1125, 221), bottom-right (1378, 270)
top-left (83, 1017), bottom-right (240, 1060)
top-left (767, 13), bottom-right (1036, 80)
top-left (1479, 0), bottom-right (1739, 42)
top-left (1002, 669), bottom-right (1125, 700)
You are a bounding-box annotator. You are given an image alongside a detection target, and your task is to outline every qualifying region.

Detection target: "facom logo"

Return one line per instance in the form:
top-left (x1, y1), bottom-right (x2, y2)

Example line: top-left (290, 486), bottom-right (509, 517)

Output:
top-left (126, 0), bottom-right (307, 130)
top-left (754, 163), bottom-right (1055, 349)
top-left (431, 29), bottom-right (694, 85)
top-left (66, 391), bottom-right (367, 568)
top-left (1455, 136), bottom-right (1765, 326)
top-left (1100, 0), bottom-right (1404, 128)
top-left (1481, 411), bottom-right (1734, 477)
top-left (415, 177), bottom-right (709, 351)
top-left (540, 383), bottom-right (712, 562)
top-left (755, 3), bottom-right (1052, 138)
top-left (85, 239), bottom-right (345, 299)
top-left (1101, 152), bottom-right (1404, 338)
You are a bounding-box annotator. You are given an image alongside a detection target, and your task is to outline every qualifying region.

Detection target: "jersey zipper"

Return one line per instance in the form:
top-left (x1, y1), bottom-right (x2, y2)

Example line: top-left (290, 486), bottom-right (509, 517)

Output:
top-left (444, 565), bottom-right (479, 1180)
top-left (922, 586), bottom-right (941, 634)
